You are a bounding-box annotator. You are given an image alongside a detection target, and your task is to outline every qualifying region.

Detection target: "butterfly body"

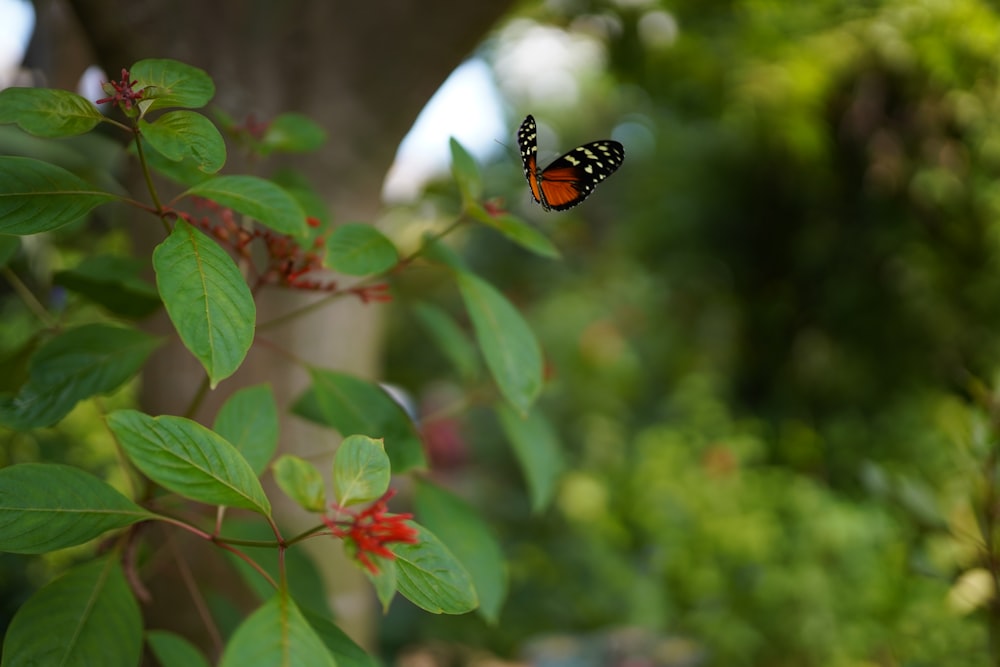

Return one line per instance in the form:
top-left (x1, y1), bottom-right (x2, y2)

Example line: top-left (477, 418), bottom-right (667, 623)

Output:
top-left (517, 114), bottom-right (625, 211)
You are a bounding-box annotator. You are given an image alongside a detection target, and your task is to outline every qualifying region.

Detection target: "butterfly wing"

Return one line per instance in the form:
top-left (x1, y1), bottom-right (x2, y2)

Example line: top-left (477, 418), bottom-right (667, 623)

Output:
top-left (517, 115), bottom-right (625, 211)
top-left (517, 115), bottom-right (544, 206)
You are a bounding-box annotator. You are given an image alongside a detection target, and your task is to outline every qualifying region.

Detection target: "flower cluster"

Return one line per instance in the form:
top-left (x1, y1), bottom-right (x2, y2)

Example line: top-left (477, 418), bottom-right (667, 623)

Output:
top-left (322, 490), bottom-right (419, 574)
top-left (96, 68), bottom-right (145, 112)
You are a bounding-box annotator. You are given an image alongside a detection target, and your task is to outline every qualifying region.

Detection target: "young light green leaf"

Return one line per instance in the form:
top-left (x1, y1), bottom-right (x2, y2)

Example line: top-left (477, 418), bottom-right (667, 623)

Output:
top-left (273, 455), bottom-right (326, 512)
top-left (301, 607), bottom-right (380, 667)
top-left (0, 87), bottom-right (102, 137)
top-left (214, 384), bottom-right (279, 475)
top-left (292, 369), bottom-right (426, 473)
top-left (131, 58), bottom-right (215, 111)
top-left (0, 323), bottom-right (161, 430)
top-left (0, 463), bottom-right (151, 554)
top-left (54, 255), bottom-right (161, 319)
top-left (496, 405), bottom-right (565, 513)
top-left (368, 558), bottom-right (398, 612)
top-left (456, 270), bottom-right (543, 415)
top-left (326, 223), bottom-right (399, 276)
top-left (218, 593), bottom-right (336, 667)
top-left (390, 522), bottom-right (478, 614)
top-left (1, 557), bottom-right (141, 667)
top-left (414, 479), bottom-right (507, 623)
top-left (153, 220), bottom-right (255, 388)
top-left (139, 110), bottom-right (225, 174)
top-left (261, 112), bottom-right (327, 154)
top-left (450, 137), bottom-right (482, 202)
top-left (412, 302), bottom-right (480, 382)
top-left (469, 206), bottom-right (561, 259)
top-left (0, 156), bottom-right (117, 235)
top-left (107, 410), bottom-right (271, 516)
top-left (184, 175), bottom-right (306, 237)
top-left (333, 435), bottom-right (390, 507)
top-left (146, 630), bottom-right (211, 667)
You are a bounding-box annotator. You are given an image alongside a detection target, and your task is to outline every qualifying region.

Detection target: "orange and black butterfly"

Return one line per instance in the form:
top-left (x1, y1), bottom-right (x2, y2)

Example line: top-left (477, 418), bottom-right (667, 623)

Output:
top-left (517, 114), bottom-right (625, 211)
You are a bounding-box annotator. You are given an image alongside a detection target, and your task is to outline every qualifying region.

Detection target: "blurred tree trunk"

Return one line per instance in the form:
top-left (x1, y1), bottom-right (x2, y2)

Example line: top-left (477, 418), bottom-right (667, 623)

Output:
top-left (28, 0), bottom-right (514, 655)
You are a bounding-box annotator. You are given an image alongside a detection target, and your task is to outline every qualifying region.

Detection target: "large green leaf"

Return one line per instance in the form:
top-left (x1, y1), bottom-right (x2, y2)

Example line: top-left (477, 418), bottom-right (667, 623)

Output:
top-left (456, 270), bottom-right (543, 415)
top-left (184, 175), bottom-right (306, 237)
top-left (301, 607), bottom-right (378, 667)
top-left (412, 302), bottom-right (480, 382)
top-left (54, 255), bottom-right (161, 318)
top-left (333, 434), bottom-right (390, 507)
top-left (0, 558), bottom-right (141, 667)
top-left (139, 110), bottom-right (225, 174)
top-left (292, 369), bottom-right (426, 472)
top-left (326, 223), bottom-right (398, 276)
top-left (496, 405), bottom-right (565, 513)
top-left (153, 220), bottom-right (255, 388)
top-left (0, 323), bottom-right (161, 430)
top-left (0, 87), bottom-right (103, 137)
top-left (414, 479), bottom-right (507, 623)
top-left (214, 384), bottom-right (279, 475)
top-left (146, 631), bottom-right (211, 667)
top-left (390, 522), bottom-right (478, 614)
top-left (0, 156), bottom-right (117, 235)
top-left (107, 410), bottom-right (271, 516)
top-left (131, 58), bottom-right (215, 111)
top-left (0, 463), bottom-right (151, 554)
top-left (218, 593), bottom-right (336, 667)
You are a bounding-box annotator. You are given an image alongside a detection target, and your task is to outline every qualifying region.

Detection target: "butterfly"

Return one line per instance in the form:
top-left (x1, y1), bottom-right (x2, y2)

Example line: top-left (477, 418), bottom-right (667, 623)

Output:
top-left (517, 114), bottom-right (625, 211)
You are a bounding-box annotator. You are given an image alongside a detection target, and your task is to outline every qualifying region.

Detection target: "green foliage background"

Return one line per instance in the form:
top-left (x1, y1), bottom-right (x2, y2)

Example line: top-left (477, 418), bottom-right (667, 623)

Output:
top-left (384, 0), bottom-right (1000, 665)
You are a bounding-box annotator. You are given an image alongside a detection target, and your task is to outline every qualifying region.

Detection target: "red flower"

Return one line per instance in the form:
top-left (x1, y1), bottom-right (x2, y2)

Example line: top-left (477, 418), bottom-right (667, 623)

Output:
top-left (96, 68), bottom-right (145, 111)
top-left (323, 490), bottom-right (418, 574)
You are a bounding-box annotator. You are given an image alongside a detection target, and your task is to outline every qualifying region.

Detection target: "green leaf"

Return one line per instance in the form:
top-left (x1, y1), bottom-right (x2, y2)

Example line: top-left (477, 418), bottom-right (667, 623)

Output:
top-left (414, 479), bottom-right (507, 623)
top-left (412, 302), bottom-right (480, 382)
top-left (214, 384), bottom-right (279, 475)
top-left (450, 137), bottom-right (482, 202)
top-left (0, 87), bottom-right (102, 137)
top-left (261, 113), bottom-right (327, 154)
top-left (131, 58), bottom-right (215, 111)
top-left (496, 405), bottom-right (565, 513)
top-left (153, 220), bottom-right (255, 388)
top-left (326, 223), bottom-right (399, 276)
top-left (184, 175), bottom-right (307, 237)
top-left (469, 206), bottom-right (561, 259)
top-left (146, 630), bottom-right (210, 667)
top-left (333, 434), bottom-right (390, 506)
top-left (273, 455), bottom-right (326, 512)
top-left (54, 255), bottom-right (161, 318)
top-left (107, 410), bottom-right (271, 516)
top-left (0, 557), bottom-right (141, 667)
top-left (0, 463), bottom-right (151, 554)
top-left (0, 235), bottom-right (18, 267)
top-left (390, 522), bottom-right (478, 614)
top-left (0, 156), bottom-right (117, 235)
top-left (301, 607), bottom-right (379, 667)
top-left (293, 369), bottom-right (426, 473)
top-left (135, 136), bottom-right (214, 187)
top-left (139, 110), bottom-right (226, 174)
top-left (218, 593), bottom-right (336, 667)
top-left (369, 559), bottom-right (397, 612)
top-left (456, 271), bottom-right (543, 415)
top-left (0, 323), bottom-right (161, 430)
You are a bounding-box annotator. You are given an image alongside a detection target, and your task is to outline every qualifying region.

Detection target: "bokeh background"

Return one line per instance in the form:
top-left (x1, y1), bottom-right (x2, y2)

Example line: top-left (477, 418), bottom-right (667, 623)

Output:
top-left (4, 0), bottom-right (1000, 665)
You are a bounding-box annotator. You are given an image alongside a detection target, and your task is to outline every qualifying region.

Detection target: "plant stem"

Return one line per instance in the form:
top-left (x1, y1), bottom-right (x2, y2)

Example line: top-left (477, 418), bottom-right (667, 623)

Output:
top-left (1, 267), bottom-right (58, 329)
